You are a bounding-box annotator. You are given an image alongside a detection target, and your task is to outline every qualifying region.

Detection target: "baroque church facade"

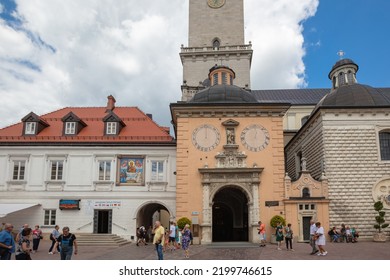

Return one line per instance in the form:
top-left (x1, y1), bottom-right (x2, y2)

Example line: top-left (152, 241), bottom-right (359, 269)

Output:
top-left (0, 0), bottom-right (389, 243)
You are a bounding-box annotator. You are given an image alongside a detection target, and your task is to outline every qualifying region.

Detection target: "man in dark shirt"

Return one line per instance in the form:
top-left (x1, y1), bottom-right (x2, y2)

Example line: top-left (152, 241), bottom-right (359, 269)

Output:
top-left (54, 226), bottom-right (78, 260)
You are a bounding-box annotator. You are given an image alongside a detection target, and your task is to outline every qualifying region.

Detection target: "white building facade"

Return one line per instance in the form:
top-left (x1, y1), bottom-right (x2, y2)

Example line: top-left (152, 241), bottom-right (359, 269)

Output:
top-left (0, 98), bottom-right (177, 240)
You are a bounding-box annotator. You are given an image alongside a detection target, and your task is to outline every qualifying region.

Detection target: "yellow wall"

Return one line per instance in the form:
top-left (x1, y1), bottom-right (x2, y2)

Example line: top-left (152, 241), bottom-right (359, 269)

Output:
top-left (175, 114), bottom-right (286, 237)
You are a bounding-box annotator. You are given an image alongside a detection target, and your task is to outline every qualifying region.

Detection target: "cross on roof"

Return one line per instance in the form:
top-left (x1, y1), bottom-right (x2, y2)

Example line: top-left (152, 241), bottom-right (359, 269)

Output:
top-left (337, 50), bottom-right (345, 60)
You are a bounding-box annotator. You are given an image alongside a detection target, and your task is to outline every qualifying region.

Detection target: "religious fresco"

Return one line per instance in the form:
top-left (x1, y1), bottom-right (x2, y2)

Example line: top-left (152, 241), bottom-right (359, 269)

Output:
top-left (117, 156), bottom-right (145, 185)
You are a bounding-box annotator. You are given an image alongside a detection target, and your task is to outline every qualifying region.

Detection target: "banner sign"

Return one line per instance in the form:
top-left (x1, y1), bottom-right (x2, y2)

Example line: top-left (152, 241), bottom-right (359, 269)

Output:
top-left (94, 200), bottom-right (122, 209)
top-left (59, 199), bottom-right (80, 210)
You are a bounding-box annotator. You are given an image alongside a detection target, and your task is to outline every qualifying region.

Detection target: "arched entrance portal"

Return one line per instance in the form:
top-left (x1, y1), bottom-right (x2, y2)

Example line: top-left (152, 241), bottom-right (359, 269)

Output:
top-left (136, 203), bottom-right (170, 241)
top-left (212, 187), bottom-right (248, 242)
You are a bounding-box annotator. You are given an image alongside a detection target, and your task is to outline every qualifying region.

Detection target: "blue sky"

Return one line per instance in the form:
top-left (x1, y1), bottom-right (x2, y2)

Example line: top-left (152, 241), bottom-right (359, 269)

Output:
top-left (0, 0), bottom-right (389, 129)
top-left (302, 0), bottom-right (390, 88)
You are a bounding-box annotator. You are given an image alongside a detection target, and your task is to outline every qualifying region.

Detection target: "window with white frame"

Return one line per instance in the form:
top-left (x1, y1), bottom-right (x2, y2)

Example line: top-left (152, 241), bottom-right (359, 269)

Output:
top-left (12, 160), bottom-right (26, 180)
top-left (98, 160), bottom-right (111, 181)
top-left (65, 122), bottom-right (76, 134)
top-left (44, 209), bottom-right (56, 226)
top-left (25, 122), bottom-right (36, 134)
top-left (106, 122), bottom-right (117, 134)
top-left (151, 160), bottom-right (164, 182)
top-left (50, 160), bottom-right (64, 180)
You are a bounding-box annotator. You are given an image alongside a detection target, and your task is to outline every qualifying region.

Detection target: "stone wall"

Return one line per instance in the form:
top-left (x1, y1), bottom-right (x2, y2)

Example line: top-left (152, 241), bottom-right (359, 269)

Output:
top-left (323, 114), bottom-right (390, 238)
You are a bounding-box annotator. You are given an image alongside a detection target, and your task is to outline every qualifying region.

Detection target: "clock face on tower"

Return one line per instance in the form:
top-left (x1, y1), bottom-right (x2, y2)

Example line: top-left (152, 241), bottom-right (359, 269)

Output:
top-left (207, 0), bottom-right (226, 9)
top-left (192, 124), bottom-right (221, 152)
top-left (240, 124), bottom-right (270, 152)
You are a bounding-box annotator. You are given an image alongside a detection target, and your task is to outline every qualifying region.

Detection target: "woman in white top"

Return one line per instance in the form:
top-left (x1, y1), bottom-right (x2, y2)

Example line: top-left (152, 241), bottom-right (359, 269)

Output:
top-left (314, 222), bottom-right (327, 256)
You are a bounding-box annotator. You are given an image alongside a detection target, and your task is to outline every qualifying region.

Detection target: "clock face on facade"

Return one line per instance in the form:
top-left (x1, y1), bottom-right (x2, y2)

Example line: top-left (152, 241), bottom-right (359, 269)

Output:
top-left (207, 0), bottom-right (226, 9)
top-left (192, 124), bottom-right (221, 152)
top-left (240, 124), bottom-right (270, 152)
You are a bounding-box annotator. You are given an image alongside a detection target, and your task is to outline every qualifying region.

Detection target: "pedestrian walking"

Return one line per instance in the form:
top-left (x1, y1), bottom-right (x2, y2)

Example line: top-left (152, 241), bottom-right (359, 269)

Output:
top-left (275, 222), bottom-right (284, 250)
top-left (15, 227), bottom-right (32, 260)
top-left (284, 223), bottom-right (294, 251)
top-left (168, 221), bottom-right (176, 251)
top-left (181, 224), bottom-right (192, 258)
top-left (257, 220), bottom-right (266, 247)
top-left (309, 219), bottom-right (319, 255)
top-left (0, 223), bottom-right (15, 260)
top-left (48, 225), bottom-right (60, 254)
top-left (314, 222), bottom-right (327, 256)
top-left (152, 221), bottom-right (165, 260)
top-left (54, 226), bottom-right (78, 260)
top-left (32, 225), bottom-right (43, 253)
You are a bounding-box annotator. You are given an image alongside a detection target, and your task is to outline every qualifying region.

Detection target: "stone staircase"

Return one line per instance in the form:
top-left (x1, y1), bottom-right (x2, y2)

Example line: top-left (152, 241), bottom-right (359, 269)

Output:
top-left (76, 234), bottom-right (132, 247)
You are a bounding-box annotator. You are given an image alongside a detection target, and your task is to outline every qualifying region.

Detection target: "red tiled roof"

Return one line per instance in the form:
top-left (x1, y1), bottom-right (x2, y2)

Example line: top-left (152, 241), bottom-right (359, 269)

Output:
top-left (0, 107), bottom-right (174, 144)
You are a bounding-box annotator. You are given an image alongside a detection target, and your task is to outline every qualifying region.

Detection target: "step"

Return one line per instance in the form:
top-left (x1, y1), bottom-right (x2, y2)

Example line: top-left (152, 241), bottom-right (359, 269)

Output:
top-left (75, 234), bottom-right (132, 247)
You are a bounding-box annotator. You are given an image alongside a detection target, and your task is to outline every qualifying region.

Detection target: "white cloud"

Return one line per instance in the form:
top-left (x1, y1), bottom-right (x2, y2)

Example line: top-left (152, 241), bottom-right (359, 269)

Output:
top-left (246, 0), bottom-right (319, 89)
top-left (0, 0), bottom-right (319, 129)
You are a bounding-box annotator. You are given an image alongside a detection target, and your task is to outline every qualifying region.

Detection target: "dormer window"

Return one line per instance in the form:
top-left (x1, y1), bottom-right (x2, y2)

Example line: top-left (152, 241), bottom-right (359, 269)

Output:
top-left (25, 122), bottom-right (36, 134)
top-left (21, 112), bottom-right (49, 136)
top-left (103, 111), bottom-right (126, 136)
top-left (61, 112), bottom-right (87, 136)
top-left (65, 122), bottom-right (76, 135)
top-left (106, 122), bottom-right (117, 135)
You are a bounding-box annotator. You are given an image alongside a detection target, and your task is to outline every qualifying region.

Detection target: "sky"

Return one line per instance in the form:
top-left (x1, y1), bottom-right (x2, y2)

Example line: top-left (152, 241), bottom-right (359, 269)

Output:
top-left (0, 0), bottom-right (389, 130)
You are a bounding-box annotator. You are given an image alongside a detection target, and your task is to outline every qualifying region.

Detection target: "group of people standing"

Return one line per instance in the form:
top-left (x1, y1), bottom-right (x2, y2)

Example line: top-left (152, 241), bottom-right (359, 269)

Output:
top-left (0, 222), bottom-right (78, 260)
top-left (257, 221), bottom-right (295, 251)
top-left (258, 219), bottom-right (328, 256)
top-left (151, 220), bottom-right (192, 260)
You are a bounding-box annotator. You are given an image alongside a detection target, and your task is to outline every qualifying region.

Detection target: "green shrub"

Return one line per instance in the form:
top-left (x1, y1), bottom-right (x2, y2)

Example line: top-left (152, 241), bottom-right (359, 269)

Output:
top-left (270, 215), bottom-right (286, 228)
top-left (177, 217), bottom-right (191, 230)
top-left (374, 201), bottom-right (389, 233)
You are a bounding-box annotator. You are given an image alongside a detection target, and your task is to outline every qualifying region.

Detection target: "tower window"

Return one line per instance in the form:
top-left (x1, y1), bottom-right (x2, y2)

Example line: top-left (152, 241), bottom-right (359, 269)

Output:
top-left (302, 187), bottom-right (311, 198)
top-left (213, 73), bottom-right (218, 86)
top-left (332, 77), bottom-right (337, 89)
top-left (347, 70), bottom-right (354, 84)
top-left (212, 39), bottom-right (220, 50)
top-left (222, 72), bottom-right (227, 85)
top-left (339, 72), bottom-right (346, 86)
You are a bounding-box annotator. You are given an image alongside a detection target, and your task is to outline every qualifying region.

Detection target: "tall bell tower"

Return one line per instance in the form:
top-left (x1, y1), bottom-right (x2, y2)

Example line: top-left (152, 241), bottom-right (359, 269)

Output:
top-left (180, 0), bottom-right (253, 101)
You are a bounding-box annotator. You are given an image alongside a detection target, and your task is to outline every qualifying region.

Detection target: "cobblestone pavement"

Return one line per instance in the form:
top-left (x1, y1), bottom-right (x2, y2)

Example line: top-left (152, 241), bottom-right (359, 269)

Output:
top-left (27, 240), bottom-right (390, 260)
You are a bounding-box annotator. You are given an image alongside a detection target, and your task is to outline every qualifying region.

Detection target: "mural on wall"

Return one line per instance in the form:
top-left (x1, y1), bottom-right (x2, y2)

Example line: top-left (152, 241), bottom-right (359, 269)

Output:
top-left (117, 156), bottom-right (145, 185)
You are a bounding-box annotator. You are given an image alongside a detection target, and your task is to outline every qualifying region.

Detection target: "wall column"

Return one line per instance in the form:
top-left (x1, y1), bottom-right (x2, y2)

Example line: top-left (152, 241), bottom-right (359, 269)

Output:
top-left (201, 183), bottom-right (212, 244)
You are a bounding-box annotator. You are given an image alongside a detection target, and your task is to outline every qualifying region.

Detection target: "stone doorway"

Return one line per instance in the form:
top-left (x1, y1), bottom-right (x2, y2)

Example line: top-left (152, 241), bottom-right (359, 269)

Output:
top-left (93, 209), bottom-right (112, 234)
top-left (212, 187), bottom-right (249, 242)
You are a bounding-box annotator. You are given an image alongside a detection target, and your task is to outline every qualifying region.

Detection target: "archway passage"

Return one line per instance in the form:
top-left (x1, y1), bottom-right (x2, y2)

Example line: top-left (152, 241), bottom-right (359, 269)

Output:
top-left (212, 187), bottom-right (248, 242)
top-left (137, 203), bottom-right (170, 242)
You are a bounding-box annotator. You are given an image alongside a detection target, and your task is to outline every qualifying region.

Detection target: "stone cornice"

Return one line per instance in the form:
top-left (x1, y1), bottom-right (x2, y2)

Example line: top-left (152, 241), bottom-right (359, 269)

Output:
top-left (170, 103), bottom-right (290, 123)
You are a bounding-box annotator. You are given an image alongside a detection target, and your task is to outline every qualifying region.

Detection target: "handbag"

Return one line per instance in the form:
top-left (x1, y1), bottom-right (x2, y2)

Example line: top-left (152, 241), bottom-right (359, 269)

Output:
top-left (15, 252), bottom-right (31, 260)
top-left (39, 235), bottom-right (43, 239)
top-left (0, 247), bottom-right (8, 258)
